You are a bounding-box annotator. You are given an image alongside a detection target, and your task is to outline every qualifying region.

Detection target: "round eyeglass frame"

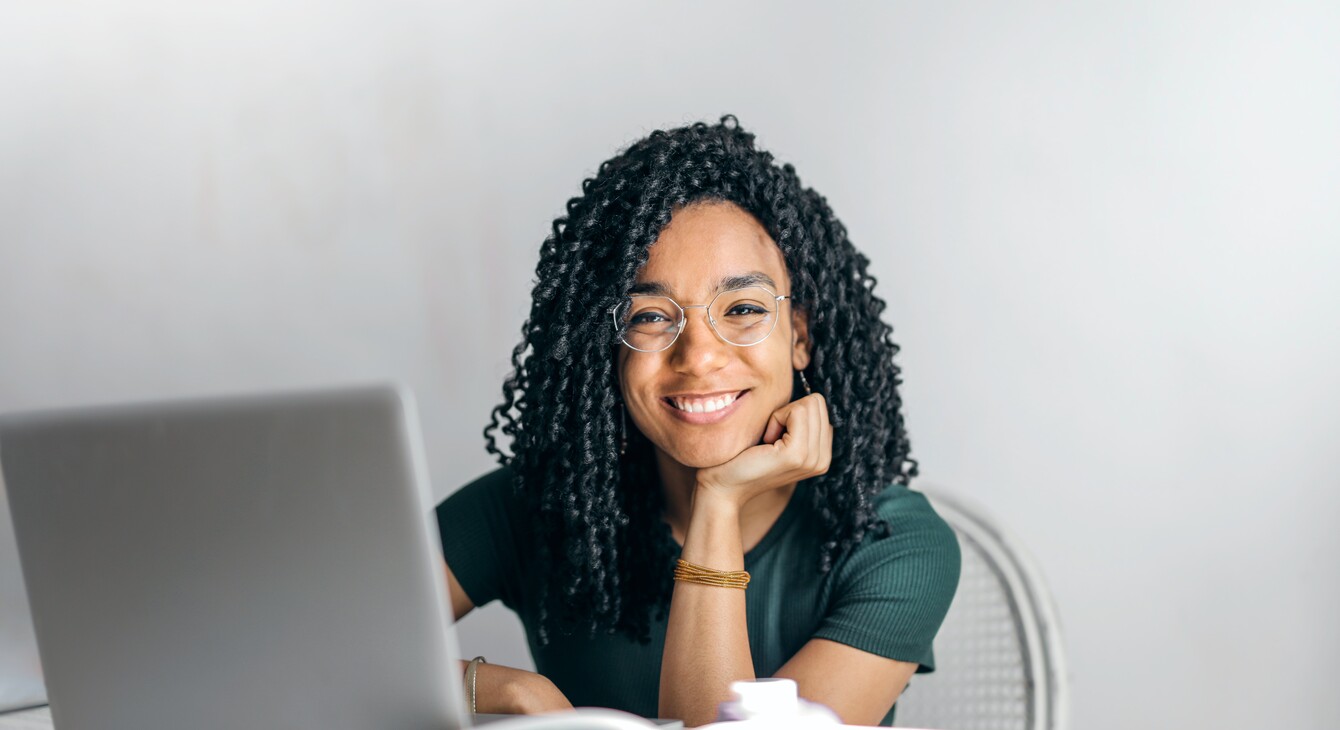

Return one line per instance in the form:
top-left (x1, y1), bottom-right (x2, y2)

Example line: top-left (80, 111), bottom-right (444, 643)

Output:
top-left (609, 286), bottom-right (792, 353)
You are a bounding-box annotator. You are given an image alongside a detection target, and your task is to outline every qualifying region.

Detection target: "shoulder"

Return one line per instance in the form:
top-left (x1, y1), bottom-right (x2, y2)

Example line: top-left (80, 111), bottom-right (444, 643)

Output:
top-left (433, 464), bottom-right (531, 608)
top-left (437, 464), bottom-right (523, 513)
top-left (835, 484), bottom-right (962, 595)
top-left (811, 483), bottom-right (962, 671)
top-left (873, 484), bottom-right (959, 548)
top-left (434, 464), bottom-right (531, 550)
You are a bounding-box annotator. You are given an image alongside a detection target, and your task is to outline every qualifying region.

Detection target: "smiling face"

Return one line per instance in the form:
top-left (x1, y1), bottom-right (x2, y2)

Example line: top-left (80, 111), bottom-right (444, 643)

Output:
top-left (616, 201), bottom-right (811, 469)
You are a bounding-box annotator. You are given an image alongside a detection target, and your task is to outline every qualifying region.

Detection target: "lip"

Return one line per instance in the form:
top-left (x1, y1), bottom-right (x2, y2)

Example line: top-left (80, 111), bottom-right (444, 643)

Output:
top-left (662, 388), bottom-right (746, 399)
top-left (660, 389), bottom-right (749, 425)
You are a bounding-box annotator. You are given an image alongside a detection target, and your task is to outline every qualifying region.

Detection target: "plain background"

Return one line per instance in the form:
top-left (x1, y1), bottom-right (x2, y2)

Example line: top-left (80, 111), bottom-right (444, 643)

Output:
top-left (2, 2), bottom-right (1337, 728)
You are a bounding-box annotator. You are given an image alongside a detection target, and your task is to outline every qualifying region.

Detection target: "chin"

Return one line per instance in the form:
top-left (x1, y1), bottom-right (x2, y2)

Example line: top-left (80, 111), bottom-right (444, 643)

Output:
top-left (665, 436), bottom-right (754, 469)
top-left (672, 452), bottom-right (735, 469)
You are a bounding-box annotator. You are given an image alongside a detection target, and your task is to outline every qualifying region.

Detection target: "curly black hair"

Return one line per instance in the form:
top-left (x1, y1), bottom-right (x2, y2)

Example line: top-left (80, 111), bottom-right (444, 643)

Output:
top-left (483, 115), bottom-right (916, 644)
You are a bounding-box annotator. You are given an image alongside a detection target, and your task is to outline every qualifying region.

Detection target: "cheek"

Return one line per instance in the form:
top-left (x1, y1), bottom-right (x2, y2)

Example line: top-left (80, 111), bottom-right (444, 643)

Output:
top-left (617, 361), bottom-right (659, 426)
top-left (750, 344), bottom-right (798, 400)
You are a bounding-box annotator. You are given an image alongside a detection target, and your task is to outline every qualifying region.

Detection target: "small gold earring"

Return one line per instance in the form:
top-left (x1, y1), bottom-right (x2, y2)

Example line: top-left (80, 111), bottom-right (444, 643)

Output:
top-left (798, 370), bottom-right (812, 396)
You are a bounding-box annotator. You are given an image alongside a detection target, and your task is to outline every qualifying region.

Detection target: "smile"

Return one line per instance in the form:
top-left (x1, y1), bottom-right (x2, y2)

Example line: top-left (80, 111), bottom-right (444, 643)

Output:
top-left (660, 390), bottom-right (749, 424)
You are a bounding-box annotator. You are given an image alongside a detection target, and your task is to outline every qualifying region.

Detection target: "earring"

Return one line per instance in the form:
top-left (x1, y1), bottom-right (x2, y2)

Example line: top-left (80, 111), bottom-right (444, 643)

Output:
top-left (619, 402), bottom-right (628, 455)
top-left (798, 369), bottom-right (812, 396)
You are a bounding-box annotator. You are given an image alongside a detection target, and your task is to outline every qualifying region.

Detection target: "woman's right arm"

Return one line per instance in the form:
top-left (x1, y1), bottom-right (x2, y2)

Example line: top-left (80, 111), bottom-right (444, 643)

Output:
top-left (444, 559), bottom-right (572, 714)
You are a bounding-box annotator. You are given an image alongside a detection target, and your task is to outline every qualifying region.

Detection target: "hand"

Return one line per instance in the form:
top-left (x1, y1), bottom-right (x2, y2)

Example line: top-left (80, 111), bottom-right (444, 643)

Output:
top-left (471, 662), bottom-right (573, 715)
top-left (694, 393), bottom-right (833, 510)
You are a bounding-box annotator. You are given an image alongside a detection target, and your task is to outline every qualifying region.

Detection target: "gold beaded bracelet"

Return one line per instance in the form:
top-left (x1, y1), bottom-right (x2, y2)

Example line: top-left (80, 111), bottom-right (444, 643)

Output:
top-left (673, 558), bottom-right (750, 590)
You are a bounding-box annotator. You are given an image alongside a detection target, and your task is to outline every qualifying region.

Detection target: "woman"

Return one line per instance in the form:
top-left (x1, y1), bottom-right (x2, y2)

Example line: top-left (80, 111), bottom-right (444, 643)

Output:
top-left (436, 115), bottom-right (960, 727)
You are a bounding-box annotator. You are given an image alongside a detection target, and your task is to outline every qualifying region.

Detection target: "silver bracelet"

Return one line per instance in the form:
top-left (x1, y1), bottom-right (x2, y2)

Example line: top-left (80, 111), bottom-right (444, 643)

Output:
top-left (465, 656), bottom-right (487, 714)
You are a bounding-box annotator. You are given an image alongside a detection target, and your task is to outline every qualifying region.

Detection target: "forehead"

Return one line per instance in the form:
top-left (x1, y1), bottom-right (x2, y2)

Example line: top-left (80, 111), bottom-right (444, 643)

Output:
top-left (633, 202), bottom-right (789, 298)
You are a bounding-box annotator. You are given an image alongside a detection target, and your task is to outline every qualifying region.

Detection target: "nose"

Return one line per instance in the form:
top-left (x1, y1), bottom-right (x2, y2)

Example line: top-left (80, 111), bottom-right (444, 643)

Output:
top-left (667, 306), bottom-right (730, 375)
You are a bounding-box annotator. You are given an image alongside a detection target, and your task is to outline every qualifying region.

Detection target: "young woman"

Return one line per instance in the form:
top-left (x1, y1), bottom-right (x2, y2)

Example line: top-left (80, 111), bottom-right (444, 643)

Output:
top-left (435, 116), bottom-right (960, 727)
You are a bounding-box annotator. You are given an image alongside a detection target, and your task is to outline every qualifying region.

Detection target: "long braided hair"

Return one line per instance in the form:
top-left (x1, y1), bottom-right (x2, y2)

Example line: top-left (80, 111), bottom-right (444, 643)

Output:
top-left (483, 115), bottom-right (916, 644)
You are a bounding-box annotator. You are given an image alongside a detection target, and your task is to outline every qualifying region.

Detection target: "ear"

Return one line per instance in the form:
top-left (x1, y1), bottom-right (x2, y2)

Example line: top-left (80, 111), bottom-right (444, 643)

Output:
top-left (790, 307), bottom-right (812, 371)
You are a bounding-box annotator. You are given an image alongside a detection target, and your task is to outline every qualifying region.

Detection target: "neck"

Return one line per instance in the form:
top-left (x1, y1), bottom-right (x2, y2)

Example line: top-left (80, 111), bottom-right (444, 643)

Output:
top-left (655, 449), bottom-right (797, 551)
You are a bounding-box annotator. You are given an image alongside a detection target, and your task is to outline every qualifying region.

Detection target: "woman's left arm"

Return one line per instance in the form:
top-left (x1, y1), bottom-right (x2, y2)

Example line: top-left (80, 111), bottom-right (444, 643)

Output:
top-left (658, 394), bottom-right (833, 727)
top-left (656, 488), bottom-right (754, 727)
top-left (660, 499), bottom-right (920, 726)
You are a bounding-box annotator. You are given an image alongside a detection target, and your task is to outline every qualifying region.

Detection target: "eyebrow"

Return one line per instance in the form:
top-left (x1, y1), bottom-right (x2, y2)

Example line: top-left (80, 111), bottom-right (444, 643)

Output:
top-left (628, 271), bottom-right (778, 298)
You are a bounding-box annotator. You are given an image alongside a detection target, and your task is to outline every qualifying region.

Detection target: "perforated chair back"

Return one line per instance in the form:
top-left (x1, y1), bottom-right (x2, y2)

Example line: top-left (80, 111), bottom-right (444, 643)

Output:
top-left (893, 488), bottom-right (1068, 730)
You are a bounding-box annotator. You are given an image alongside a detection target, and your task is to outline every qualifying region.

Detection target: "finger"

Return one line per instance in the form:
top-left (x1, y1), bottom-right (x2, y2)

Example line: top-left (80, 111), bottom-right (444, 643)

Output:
top-left (790, 395), bottom-right (820, 470)
top-left (812, 392), bottom-right (830, 428)
top-left (761, 408), bottom-right (786, 445)
top-left (773, 401), bottom-right (809, 463)
top-left (808, 397), bottom-right (823, 472)
top-left (815, 394), bottom-right (832, 472)
top-left (762, 400), bottom-right (801, 445)
top-left (819, 407), bottom-right (834, 474)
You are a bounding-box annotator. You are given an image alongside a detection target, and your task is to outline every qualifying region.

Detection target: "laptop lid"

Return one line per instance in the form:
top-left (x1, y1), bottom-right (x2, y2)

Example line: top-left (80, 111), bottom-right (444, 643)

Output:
top-left (0, 385), bottom-right (469, 730)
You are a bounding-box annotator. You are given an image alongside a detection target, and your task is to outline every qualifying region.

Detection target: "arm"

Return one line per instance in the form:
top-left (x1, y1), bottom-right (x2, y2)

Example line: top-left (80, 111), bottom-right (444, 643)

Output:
top-left (658, 394), bottom-right (832, 726)
top-left (660, 530), bottom-right (921, 727)
top-left (779, 491), bottom-right (962, 725)
top-left (657, 490), bottom-right (753, 726)
top-left (445, 554), bottom-right (572, 714)
top-left (774, 639), bottom-right (918, 726)
top-left (659, 393), bottom-right (948, 726)
top-left (444, 559), bottom-right (570, 712)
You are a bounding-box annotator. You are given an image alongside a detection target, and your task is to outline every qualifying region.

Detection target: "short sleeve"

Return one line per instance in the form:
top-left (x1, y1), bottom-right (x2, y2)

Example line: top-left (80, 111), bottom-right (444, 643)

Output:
top-left (812, 487), bottom-right (961, 672)
top-left (434, 466), bottom-right (528, 610)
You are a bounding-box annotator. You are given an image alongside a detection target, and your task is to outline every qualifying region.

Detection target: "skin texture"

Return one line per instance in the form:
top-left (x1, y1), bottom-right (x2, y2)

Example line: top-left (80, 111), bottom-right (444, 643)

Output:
top-left (444, 201), bottom-right (918, 725)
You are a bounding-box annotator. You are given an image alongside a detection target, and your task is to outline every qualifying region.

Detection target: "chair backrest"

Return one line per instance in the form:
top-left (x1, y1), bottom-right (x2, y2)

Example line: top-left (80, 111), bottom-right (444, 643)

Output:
top-left (893, 488), bottom-right (1069, 730)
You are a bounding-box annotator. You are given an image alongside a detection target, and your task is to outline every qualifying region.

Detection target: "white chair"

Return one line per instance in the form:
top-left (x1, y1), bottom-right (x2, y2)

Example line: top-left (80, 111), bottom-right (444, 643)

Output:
top-left (893, 488), bottom-right (1069, 730)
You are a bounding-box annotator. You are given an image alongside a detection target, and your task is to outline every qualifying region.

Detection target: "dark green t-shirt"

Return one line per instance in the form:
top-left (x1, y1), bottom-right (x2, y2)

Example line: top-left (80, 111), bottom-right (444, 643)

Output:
top-left (435, 467), bottom-right (960, 726)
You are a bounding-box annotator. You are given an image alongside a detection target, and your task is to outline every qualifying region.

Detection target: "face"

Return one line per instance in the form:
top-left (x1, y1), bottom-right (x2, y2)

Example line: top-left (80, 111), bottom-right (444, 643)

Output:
top-left (616, 201), bottom-right (811, 469)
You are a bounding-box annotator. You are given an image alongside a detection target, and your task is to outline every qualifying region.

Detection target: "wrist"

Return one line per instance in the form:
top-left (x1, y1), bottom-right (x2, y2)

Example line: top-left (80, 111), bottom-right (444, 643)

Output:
top-left (505, 673), bottom-right (569, 714)
top-left (692, 480), bottom-right (744, 516)
top-left (684, 486), bottom-right (745, 567)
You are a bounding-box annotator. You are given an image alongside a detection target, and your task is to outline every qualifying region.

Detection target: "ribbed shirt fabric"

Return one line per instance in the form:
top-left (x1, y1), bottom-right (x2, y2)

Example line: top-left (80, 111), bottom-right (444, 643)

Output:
top-left (436, 467), bottom-right (961, 727)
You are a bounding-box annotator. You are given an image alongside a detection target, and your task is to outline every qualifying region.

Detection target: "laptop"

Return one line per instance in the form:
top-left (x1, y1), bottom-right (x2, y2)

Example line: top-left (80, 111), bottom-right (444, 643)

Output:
top-left (0, 385), bottom-right (470, 730)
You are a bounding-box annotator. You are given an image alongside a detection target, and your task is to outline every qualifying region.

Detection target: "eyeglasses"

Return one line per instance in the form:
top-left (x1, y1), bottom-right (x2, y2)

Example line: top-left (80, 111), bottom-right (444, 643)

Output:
top-left (610, 285), bottom-right (792, 353)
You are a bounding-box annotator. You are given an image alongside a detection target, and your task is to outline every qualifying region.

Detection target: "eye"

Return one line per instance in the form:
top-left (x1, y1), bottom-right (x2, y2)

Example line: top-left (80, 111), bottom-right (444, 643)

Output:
top-left (726, 304), bottom-right (768, 317)
top-left (629, 311), bottom-right (670, 325)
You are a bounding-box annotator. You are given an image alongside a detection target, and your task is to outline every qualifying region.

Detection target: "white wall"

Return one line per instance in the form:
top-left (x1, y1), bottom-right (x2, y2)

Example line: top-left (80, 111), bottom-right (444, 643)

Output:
top-left (2, 2), bottom-right (1336, 728)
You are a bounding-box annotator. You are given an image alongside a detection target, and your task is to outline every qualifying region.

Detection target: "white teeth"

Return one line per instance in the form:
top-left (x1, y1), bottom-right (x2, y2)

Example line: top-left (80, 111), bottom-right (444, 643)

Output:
top-left (672, 392), bottom-right (738, 413)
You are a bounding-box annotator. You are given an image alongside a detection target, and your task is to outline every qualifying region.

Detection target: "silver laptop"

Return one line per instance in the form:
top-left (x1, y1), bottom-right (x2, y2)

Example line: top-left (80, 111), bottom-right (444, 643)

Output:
top-left (0, 385), bottom-right (469, 730)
